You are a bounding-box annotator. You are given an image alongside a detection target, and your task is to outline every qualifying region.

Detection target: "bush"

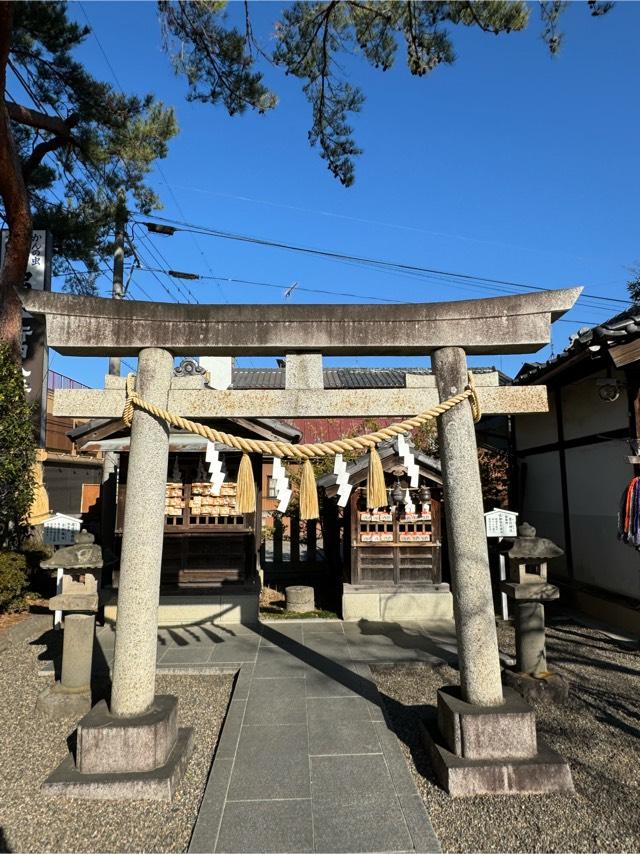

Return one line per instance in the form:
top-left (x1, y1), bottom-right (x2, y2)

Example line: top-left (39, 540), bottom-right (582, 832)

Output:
top-left (0, 344), bottom-right (36, 548)
top-left (20, 536), bottom-right (55, 597)
top-left (0, 551), bottom-right (29, 612)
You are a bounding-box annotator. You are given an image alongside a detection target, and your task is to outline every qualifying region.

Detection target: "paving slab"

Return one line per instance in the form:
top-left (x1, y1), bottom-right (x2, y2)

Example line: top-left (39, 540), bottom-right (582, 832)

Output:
top-left (159, 646), bottom-right (214, 665)
top-left (309, 715), bottom-right (381, 757)
top-left (209, 637), bottom-right (260, 664)
top-left (227, 723), bottom-right (310, 801)
top-left (313, 793), bottom-right (414, 854)
top-left (244, 676), bottom-right (306, 725)
top-left (215, 799), bottom-right (314, 854)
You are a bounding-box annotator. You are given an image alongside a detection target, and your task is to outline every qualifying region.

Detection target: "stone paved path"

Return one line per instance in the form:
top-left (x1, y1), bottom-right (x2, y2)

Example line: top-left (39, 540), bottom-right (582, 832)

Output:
top-left (38, 618), bottom-right (458, 676)
top-left (187, 621), bottom-right (444, 854)
top-left (38, 619), bottom-right (454, 852)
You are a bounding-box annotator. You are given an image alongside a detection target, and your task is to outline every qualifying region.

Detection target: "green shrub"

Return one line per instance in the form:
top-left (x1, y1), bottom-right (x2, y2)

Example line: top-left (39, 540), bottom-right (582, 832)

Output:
top-left (0, 344), bottom-right (36, 548)
top-left (20, 539), bottom-right (55, 597)
top-left (0, 551), bottom-right (29, 612)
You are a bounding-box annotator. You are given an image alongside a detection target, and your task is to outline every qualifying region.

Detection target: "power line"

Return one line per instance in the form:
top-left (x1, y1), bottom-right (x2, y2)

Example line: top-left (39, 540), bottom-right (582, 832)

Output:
top-left (133, 264), bottom-right (610, 325)
top-left (133, 212), bottom-right (629, 309)
top-left (8, 53), bottom-right (628, 318)
top-left (133, 225), bottom-right (198, 304)
top-left (73, 9), bottom-right (194, 307)
top-left (124, 233), bottom-right (181, 303)
top-left (164, 182), bottom-right (606, 268)
top-left (155, 164), bottom-right (223, 303)
top-left (78, 3), bottom-right (126, 93)
top-left (138, 265), bottom-right (404, 303)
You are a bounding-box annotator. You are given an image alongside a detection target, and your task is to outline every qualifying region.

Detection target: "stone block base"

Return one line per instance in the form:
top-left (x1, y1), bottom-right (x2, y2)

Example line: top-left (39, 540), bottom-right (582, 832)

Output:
top-left (421, 713), bottom-right (574, 797)
top-left (36, 683), bottom-right (91, 719)
top-left (437, 685), bottom-right (537, 760)
top-left (77, 696), bottom-right (179, 774)
top-left (342, 584), bottom-right (453, 622)
top-left (42, 728), bottom-right (193, 801)
top-left (103, 589), bottom-right (259, 627)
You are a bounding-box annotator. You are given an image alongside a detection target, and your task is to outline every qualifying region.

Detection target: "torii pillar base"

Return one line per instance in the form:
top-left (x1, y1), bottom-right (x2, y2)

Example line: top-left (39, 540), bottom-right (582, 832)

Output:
top-left (430, 347), bottom-right (573, 796)
top-left (42, 696), bottom-right (193, 801)
top-left (421, 686), bottom-right (573, 797)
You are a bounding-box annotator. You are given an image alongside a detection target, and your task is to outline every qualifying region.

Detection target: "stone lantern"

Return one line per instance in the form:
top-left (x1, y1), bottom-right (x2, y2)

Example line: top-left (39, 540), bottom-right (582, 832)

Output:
top-left (36, 530), bottom-right (103, 718)
top-left (500, 522), bottom-right (562, 678)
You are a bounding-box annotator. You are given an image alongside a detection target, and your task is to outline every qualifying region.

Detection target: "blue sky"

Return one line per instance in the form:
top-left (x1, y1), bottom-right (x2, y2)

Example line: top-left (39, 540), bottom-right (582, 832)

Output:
top-left (47, 1), bottom-right (639, 386)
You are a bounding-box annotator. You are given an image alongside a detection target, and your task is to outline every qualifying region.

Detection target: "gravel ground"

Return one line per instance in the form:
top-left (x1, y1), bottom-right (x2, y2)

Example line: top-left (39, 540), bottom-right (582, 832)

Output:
top-left (374, 617), bottom-right (640, 853)
top-left (0, 618), bottom-right (232, 854)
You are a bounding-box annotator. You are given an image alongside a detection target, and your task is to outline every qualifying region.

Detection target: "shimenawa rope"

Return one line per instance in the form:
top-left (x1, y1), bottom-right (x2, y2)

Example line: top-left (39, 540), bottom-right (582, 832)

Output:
top-left (122, 372), bottom-right (481, 457)
top-left (122, 371), bottom-right (480, 518)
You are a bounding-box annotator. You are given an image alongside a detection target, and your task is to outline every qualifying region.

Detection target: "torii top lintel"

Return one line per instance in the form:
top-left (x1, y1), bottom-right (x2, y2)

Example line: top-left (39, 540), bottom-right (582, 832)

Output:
top-left (19, 287), bottom-right (581, 357)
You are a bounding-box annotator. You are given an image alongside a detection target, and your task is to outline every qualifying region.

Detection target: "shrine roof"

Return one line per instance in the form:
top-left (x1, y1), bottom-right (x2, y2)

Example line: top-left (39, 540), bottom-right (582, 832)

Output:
top-left (69, 415), bottom-right (301, 448)
top-left (317, 440), bottom-right (442, 495)
top-left (231, 366), bottom-right (510, 390)
top-left (515, 304), bottom-right (640, 384)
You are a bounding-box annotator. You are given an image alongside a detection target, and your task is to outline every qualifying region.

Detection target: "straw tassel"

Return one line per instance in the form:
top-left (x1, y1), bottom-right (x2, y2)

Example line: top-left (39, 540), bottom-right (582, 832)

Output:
top-left (299, 459), bottom-right (319, 520)
top-left (366, 446), bottom-right (387, 509)
top-left (235, 453), bottom-right (256, 514)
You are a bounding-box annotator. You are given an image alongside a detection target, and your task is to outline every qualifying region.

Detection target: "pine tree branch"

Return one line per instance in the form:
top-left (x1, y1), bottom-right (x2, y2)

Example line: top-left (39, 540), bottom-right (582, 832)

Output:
top-left (5, 100), bottom-right (78, 136)
top-left (21, 133), bottom-right (75, 180)
top-left (287, 3), bottom-right (336, 75)
top-left (5, 99), bottom-right (80, 183)
top-left (464, 2), bottom-right (501, 34)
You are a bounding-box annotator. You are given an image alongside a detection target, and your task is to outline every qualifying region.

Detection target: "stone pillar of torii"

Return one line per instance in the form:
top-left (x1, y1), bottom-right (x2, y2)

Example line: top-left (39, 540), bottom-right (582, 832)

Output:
top-left (23, 287), bottom-right (578, 798)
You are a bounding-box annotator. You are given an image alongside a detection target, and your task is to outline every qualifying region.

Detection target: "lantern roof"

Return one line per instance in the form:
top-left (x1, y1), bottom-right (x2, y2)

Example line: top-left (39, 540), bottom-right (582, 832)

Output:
top-left (503, 522), bottom-right (564, 561)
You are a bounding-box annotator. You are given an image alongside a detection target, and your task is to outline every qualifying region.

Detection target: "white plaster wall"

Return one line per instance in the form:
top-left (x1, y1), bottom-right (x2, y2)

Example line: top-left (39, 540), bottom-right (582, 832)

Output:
top-left (519, 451), bottom-right (568, 576)
top-left (565, 443), bottom-right (640, 599)
top-left (561, 370), bottom-right (628, 441)
top-left (515, 395), bottom-right (558, 450)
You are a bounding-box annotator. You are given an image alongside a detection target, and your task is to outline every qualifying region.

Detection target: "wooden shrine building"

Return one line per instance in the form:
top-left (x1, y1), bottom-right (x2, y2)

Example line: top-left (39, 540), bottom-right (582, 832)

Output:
top-left (71, 411), bottom-right (300, 625)
top-left (318, 440), bottom-right (451, 620)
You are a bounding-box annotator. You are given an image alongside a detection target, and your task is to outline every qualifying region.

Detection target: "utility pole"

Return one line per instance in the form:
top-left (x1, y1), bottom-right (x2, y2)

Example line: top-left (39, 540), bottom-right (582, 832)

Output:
top-left (103, 188), bottom-right (126, 568)
top-left (108, 187), bottom-right (126, 376)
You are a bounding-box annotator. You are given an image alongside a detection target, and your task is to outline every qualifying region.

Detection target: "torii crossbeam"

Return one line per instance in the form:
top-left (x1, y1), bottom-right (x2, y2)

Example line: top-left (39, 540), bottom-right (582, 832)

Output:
top-left (21, 286), bottom-right (580, 356)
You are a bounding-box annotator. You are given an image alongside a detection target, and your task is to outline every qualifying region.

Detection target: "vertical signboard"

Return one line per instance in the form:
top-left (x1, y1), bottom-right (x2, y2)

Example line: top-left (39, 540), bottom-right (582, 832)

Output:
top-left (1, 229), bottom-right (53, 446)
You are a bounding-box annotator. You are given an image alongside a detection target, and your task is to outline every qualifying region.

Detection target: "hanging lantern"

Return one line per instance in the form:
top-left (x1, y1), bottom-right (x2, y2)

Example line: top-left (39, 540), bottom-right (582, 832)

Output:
top-left (392, 479), bottom-right (405, 505)
top-left (419, 485), bottom-right (431, 503)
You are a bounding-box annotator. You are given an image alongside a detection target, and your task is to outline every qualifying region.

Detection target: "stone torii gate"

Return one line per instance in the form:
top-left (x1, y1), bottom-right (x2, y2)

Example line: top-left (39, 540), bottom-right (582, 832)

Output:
top-left (23, 287), bottom-right (579, 798)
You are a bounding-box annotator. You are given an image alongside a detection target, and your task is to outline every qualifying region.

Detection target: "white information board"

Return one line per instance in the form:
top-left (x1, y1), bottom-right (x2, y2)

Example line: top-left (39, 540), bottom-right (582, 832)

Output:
top-left (484, 509), bottom-right (518, 539)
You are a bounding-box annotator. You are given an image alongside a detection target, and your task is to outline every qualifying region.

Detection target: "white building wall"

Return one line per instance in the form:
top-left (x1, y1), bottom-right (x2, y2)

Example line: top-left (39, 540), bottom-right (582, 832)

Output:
top-left (516, 367), bottom-right (639, 602)
top-left (515, 395), bottom-right (558, 450)
top-left (519, 451), bottom-right (568, 577)
top-left (561, 369), bottom-right (628, 440)
top-left (565, 442), bottom-right (640, 599)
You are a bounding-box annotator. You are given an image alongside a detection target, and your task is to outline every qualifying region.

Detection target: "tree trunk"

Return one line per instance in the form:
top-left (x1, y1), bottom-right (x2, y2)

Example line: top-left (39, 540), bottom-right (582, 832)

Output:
top-left (0, 2), bottom-right (32, 360)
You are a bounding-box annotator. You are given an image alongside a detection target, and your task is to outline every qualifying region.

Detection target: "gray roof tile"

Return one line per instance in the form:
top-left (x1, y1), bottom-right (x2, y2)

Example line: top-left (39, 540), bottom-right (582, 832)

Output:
top-left (231, 366), bottom-right (500, 390)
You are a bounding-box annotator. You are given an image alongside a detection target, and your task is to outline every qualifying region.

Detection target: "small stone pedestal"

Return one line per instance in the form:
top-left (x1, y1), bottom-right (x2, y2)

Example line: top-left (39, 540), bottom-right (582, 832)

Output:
top-left (37, 611), bottom-right (96, 718)
top-left (421, 686), bottom-right (573, 796)
top-left (43, 696), bottom-right (193, 800)
top-left (501, 582), bottom-right (559, 675)
top-left (285, 585), bottom-right (315, 613)
top-left (36, 531), bottom-right (103, 719)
